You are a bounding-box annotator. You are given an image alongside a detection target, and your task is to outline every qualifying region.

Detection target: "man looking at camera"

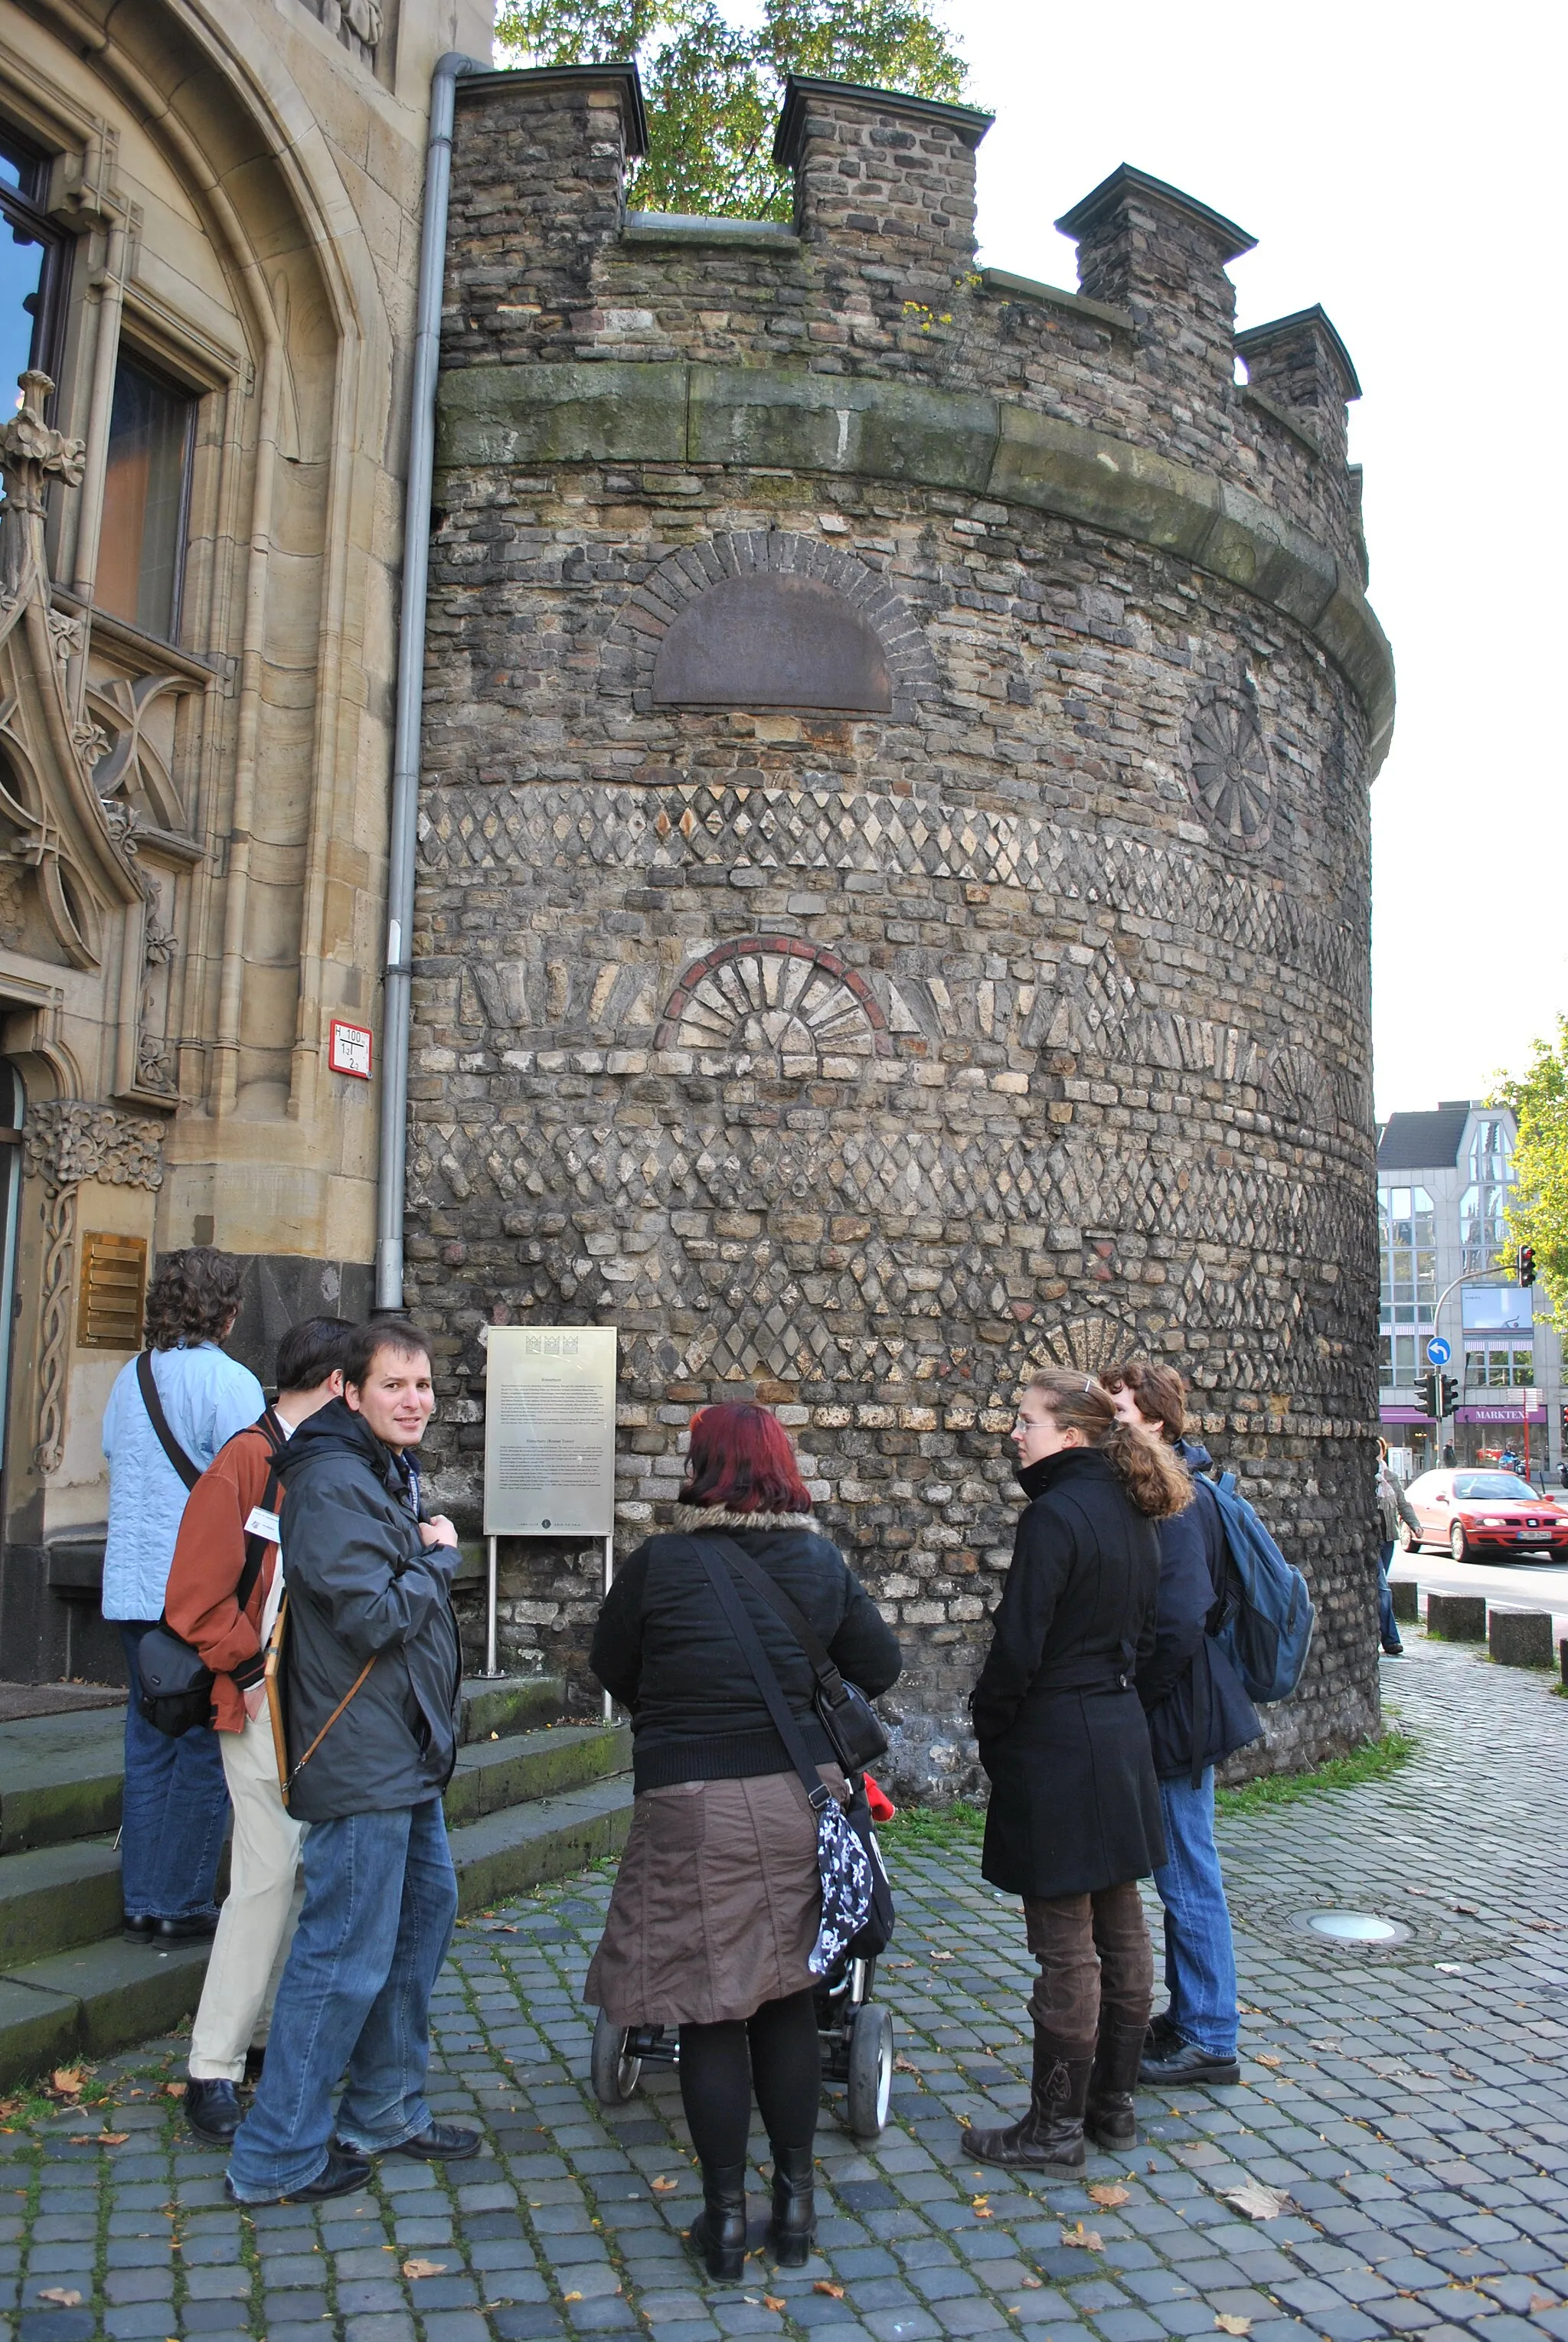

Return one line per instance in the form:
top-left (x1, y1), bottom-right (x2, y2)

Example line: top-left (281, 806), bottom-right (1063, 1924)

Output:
top-left (226, 1318), bottom-right (474, 2206)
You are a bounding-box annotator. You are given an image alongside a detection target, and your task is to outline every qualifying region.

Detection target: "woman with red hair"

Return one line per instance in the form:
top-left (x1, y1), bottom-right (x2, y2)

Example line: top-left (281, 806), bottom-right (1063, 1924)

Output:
top-left (586, 1403), bottom-right (900, 2282)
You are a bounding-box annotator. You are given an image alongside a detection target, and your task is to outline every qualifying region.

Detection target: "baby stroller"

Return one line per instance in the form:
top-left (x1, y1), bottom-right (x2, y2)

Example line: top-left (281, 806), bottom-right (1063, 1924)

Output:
top-left (590, 1948), bottom-right (896, 2142)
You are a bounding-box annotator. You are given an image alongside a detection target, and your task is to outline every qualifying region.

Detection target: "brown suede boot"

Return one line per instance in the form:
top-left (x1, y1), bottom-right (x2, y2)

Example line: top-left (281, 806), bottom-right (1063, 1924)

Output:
top-left (1084, 2017), bottom-right (1146, 2150)
top-left (960, 2030), bottom-right (1093, 2171)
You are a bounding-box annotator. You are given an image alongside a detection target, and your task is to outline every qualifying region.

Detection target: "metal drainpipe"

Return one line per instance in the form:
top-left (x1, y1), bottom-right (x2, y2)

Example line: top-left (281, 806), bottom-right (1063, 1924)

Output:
top-left (375, 51), bottom-right (485, 1308)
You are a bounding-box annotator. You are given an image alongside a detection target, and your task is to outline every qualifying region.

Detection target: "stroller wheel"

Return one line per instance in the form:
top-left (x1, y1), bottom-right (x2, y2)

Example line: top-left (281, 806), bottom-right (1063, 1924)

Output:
top-left (845, 2003), bottom-right (894, 2141)
top-left (590, 2007), bottom-right (642, 2105)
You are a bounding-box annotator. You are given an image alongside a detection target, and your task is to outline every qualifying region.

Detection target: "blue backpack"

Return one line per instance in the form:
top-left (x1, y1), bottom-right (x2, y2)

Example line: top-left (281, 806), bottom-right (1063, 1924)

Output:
top-left (1204, 1472), bottom-right (1315, 1704)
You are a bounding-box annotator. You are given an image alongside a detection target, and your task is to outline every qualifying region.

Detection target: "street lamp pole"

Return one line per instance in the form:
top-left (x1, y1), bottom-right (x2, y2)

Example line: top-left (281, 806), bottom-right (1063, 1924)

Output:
top-left (1429, 1266), bottom-right (1504, 1458)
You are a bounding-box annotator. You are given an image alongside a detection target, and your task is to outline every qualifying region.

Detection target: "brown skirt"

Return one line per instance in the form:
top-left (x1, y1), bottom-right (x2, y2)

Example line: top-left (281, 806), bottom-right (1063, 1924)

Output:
top-left (584, 1765), bottom-right (844, 2027)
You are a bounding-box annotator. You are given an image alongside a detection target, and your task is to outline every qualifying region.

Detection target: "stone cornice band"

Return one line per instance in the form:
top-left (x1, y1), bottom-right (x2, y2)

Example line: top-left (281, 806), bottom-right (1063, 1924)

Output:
top-left (437, 361), bottom-right (1396, 775)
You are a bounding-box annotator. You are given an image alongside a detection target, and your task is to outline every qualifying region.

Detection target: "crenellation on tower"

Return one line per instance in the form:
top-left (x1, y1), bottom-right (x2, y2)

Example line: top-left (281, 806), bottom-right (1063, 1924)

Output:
top-left (774, 75), bottom-right (991, 297)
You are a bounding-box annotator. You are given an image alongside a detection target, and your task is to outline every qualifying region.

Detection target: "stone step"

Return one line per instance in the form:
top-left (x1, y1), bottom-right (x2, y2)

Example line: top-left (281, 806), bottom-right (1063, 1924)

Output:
top-left (459, 1674), bottom-right (566, 1743)
top-left (0, 1837), bottom-right (124, 1971)
top-left (0, 1935), bottom-right (210, 2091)
top-left (444, 1721), bottom-right (631, 1828)
top-left (0, 1712), bottom-right (125, 1855)
top-left (449, 1775), bottom-right (634, 1913)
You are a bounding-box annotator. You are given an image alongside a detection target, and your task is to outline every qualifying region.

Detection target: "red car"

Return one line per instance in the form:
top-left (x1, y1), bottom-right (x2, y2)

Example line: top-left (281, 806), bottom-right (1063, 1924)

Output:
top-left (1397, 1468), bottom-right (1568, 1562)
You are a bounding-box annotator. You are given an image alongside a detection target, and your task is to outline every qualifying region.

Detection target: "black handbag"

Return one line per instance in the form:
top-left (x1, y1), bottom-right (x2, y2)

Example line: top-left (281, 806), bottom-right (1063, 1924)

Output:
top-left (133, 1356), bottom-right (279, 1739)
top-left (703, 1533), bottom-right (890, 1772)
top-left (691, 1540), bottom-right (894, 1968)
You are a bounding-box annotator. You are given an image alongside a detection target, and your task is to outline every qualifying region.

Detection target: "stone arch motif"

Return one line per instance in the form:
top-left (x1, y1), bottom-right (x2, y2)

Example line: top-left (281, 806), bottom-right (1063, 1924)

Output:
top-left (1266, 1043), bottom-right (1334, 1130)
top-left (1184, 681), bottom-right (1275, 848)
top-left (655, 936), bottom-right (893, 1070)
top-left (1027, 1311), bottom-right (1143, 1380)
top-left (615, 532), bottom-right (939, 717)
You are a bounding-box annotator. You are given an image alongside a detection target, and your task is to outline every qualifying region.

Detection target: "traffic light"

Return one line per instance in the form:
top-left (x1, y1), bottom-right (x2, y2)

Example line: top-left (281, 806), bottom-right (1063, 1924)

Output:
top-left (1440, 1374), bottom-right (1459, 1418)
top-left (1418, 1368), bottom-right (1439, 1419)
top-left (1519, 1243), bottom-right (1537, 1287)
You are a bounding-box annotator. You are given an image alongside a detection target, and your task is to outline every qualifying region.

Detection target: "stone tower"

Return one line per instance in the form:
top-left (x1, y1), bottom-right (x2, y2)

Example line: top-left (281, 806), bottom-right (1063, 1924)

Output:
top-left (411, 64), bottom-right (1393, 1791)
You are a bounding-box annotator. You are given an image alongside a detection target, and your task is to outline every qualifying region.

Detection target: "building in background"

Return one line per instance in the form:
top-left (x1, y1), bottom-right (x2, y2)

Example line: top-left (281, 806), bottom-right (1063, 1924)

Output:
top-left (0, 0), bottom-right (488, 1681)
top-left (1377, 1099), bottom-right (1560, 1479)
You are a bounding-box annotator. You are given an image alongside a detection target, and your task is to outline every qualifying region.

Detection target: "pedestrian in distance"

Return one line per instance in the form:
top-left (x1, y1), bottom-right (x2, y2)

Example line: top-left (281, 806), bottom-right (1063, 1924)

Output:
top-left (101, 1247), bottom-right (265, 1945)
top-left (586, 1402), bottom-right (900, 2282)
top-left (962, 1370), bottom-right (1190, 2174)
top-left (225, 1318), bottom-right (470, 2206)
top-left (1102, 1360), bottom-right (1261, 2090)
top-left (1374, 1441), bottom-right (1419, 1660)
top-left (163, 1315), bottom-right (354, 2148)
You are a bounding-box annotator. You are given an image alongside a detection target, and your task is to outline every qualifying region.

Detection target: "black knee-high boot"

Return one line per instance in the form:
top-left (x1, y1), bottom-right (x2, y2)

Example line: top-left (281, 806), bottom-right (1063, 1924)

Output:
top-left (769, 2142), bottom-right (815, 2264)
top-left (688, 2164), bottom-right (748, 2283)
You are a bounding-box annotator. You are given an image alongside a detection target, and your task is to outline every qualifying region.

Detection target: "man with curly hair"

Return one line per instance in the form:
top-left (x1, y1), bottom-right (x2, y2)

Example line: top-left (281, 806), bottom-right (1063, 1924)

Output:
top-left (101, 1246), bottom-right (264, 1942)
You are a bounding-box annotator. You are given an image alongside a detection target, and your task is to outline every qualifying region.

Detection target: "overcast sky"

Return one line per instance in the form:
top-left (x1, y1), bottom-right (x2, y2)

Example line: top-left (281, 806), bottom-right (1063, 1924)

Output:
top-left (939, 0), bottom-right (1565, 1122)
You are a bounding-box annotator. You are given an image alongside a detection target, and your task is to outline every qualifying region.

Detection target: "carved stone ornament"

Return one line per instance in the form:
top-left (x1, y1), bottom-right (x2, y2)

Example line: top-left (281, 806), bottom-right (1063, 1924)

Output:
top-left (0, 371), bottom-right (145, 968)
top-left (655, 937), bottom-right (893, 1072)
top-left (24, 1099), bottom-right (163, 1477)
top-left (340, 0), bottom-right (383, 39)
top-left (1185, 682), bottom-right (1274, 847)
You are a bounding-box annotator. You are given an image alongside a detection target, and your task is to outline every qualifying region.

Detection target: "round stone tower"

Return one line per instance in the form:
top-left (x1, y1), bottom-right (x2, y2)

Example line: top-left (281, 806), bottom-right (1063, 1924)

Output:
top-left (411, 62), bottom-right (1393, 1790)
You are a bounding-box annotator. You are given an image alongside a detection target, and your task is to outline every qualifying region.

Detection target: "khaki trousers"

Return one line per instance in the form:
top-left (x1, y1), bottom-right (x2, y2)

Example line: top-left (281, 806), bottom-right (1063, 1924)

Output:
top-left (188, 1707), bottom-right (306, 2082)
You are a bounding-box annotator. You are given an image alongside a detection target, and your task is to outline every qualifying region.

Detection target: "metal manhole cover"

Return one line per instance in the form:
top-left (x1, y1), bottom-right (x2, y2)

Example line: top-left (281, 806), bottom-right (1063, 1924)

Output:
top-left (1298, 1910), bottom-right (1410, 1946)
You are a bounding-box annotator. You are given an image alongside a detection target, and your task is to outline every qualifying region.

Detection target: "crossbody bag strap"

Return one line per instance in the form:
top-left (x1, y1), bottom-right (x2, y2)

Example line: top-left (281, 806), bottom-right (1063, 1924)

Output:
top-left (234, 1411), bottom-right (287, 1616)
top-left (704, 1533), bottom-right (849, 1701)
top-left (686, 1538), bottom-right (831, 1812)
top-left (283, 1649), bottom-right (377, 1799)
top-left (136, 1351), bottom-right (201, 1491)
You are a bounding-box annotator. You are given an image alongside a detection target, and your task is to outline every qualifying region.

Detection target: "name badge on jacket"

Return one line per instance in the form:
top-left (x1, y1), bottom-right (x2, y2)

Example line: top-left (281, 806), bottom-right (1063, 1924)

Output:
top-left (244, 1506), bottom-right (282, 1543)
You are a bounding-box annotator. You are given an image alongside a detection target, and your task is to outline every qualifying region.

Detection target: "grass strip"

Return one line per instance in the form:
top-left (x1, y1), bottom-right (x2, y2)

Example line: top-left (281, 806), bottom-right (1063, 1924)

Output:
top-left (1215, 1726), bottom-right (1416, 1818)
top-left (881, 1799), bottom-right (986, 1852)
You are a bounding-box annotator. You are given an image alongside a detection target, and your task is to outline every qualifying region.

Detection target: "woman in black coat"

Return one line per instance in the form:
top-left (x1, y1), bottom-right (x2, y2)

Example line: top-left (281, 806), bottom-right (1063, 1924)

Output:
top-left (963, 1368), bottom-right (1191, 2174)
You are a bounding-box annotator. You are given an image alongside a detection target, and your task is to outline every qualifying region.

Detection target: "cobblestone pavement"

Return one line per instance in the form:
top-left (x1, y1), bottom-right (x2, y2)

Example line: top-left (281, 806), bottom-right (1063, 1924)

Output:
top-left (5, 1632), bottom-right (1568, 2342)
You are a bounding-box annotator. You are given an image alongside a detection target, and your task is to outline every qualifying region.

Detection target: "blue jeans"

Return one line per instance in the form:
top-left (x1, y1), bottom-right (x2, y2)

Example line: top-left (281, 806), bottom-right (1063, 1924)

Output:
top-left (1377, 1539), bottom-right (1403, 1653)
top-left (227, 1798), bottom-right (458, 2200)
top-left (117, 1622), bottom-right (230, 1922)
top-left (1153, 1768), bottom-right (1237, 2058)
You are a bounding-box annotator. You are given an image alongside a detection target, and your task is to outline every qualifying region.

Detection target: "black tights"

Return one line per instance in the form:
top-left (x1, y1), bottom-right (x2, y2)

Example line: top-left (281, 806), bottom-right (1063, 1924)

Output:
top-left (678, 1988), bottom-right (821, 2168)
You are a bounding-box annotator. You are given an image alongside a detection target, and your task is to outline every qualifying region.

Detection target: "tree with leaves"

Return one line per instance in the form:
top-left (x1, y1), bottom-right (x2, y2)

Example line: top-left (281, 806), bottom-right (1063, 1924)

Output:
top-left (493, 0), bottom-right (970, 220)
top-left (1494, 1017), bottom-right (1568, 1328)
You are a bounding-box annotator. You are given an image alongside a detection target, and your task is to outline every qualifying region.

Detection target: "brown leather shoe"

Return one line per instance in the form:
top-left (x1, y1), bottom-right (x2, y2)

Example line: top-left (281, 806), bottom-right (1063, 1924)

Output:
top-left (961, 2030), bottom-right (1093, 2171)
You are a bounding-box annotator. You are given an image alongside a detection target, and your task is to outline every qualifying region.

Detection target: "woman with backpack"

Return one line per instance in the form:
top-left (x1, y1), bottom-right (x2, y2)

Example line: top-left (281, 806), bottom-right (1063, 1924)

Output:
top-left (962, 1369), bottom-right (1189, 2174)
top-left (1103, 1361), bottom-right (1261, 2091)
top-left (585, 1404), bottom-right (900, 2282)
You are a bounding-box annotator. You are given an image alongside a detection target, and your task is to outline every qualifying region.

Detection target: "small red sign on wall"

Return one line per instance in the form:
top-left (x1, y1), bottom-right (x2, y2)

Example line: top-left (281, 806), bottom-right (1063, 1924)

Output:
top-left (328, 1019), bottom-right (374, 1079)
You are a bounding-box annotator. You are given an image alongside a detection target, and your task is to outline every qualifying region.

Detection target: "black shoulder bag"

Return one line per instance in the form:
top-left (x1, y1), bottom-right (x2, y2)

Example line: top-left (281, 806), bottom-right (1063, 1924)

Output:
top-left (689, 1537), bottom-right (895, 1968)
top-left (135, 1360), bottom-right (283, 1739)
top-left (703, 1533), bottom-right (890, 1772)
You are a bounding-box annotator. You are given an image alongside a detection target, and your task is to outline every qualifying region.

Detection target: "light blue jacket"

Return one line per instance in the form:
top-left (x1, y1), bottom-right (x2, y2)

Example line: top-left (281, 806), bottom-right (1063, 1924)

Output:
top-left (100, 1342), bottom-right (266, 1622)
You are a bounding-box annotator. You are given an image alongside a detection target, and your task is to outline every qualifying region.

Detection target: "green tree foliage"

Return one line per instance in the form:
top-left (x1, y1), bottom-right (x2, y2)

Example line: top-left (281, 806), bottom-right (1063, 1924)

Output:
top-left (493, 0), bottom-right (969, 219)
top-left (1493, 1017), bottom-right (1568, 1326)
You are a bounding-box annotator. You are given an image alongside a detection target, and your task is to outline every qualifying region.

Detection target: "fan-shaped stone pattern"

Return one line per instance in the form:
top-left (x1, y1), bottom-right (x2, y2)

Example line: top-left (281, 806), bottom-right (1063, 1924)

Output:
top-left (653, 571), bottom-right (893, 712)
top-left (655, 939), bottom-right (893, 1070)
top-left (1187, 685), bottom-right (1275, 846)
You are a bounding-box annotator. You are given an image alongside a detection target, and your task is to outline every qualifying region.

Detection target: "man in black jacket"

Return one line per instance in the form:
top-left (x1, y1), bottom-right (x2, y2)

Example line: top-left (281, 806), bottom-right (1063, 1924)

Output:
top-left (1105, 1362), bottom-right (1261, 2092)
top-left (226, 1319), bottom-right (472, 2205)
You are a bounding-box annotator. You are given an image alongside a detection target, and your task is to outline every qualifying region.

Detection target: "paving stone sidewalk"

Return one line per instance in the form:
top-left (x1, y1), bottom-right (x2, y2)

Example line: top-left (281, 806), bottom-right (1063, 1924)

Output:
top-left (4, 1632), bottom-right (1567, 2342)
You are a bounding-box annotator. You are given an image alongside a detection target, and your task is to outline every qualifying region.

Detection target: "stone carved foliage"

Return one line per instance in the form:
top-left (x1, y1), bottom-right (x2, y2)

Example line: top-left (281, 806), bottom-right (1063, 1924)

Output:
top-left (0, 371), bottom-right (145, 968)
top-left (24, 1101), bottom-right (165, 1475)
top-left (1185, 682), bottom-right (1274, 848)
top-left (655, 938), bottom-right (893, 1071)
top-left (608, 533), bottom-right (939, 719)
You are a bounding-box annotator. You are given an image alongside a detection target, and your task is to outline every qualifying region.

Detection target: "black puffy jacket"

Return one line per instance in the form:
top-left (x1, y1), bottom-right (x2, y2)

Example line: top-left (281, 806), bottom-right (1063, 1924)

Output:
top-left (274, 1400), bottom-right (462, 1822)
top-left (590, 1505), bottom-right (901, 1792)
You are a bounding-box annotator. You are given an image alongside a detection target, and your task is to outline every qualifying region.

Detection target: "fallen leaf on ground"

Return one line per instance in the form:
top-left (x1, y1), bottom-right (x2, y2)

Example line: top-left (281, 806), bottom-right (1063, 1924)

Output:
top-left (1453, 1904), bottom-right (1478, 1916)
top-left (563, 2292), bottom-right (583, 2303)
top-left (0, 2099), bottom-right (17, 2117)
top-left (1255, 2054), bottom-right (1281, 2068)
top-left (929, 1951), bottom-right (953, 1962)
top-left (1223, 2181), bottom-right (1292, 2221)
top-left (1060, 2223), bottom-right (1104, 2252)
top-left (893, 2057), bottom-right (921, 2074)
top-left (403, 2259), bottom-right (447, 2279)
top-left (1021, 2277), bottom-right (1042, 2288)
top-left (50, 2069), bottom-right (86, 2099)
top-left (70, 2131), bottom-right (129, 2146)
top-left (1216, 2317), bottom-right (1252, 2334)
top-left (650, 2175), bottom-right (678, 2193)
top-left (1088, 2184), bottom-right (1130, 2208)
top-left (1530, 2297), bottom-right (1557, 2314)
top-left (763, 2296), bottom-right (786, 2311)
top-left (162, 2082), bottom-right (187, 2099)
top-left (815, 2281), bottom-right (845, 2298)
top-left (38, 2289), bottom-right (83, 2307)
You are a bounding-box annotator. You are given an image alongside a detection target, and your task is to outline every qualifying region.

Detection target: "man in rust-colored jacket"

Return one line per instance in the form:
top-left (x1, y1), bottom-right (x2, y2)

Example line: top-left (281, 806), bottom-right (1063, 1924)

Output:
top-left (164, 1315), bottom-right (352, 2146)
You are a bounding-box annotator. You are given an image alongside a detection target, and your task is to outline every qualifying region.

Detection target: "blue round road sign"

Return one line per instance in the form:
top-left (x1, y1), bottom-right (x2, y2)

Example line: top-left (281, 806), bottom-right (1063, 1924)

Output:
top-left (1426, 1336), bottom-right (1451, 1366)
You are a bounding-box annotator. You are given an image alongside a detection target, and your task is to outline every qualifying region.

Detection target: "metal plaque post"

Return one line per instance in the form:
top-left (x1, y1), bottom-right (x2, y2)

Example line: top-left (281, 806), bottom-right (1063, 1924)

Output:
top-left (482, 1327), bottom-right (618, 1694)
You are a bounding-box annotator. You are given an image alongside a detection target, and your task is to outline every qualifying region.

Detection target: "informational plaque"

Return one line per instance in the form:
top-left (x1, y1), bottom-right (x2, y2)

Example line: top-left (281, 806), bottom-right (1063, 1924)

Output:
top-left (484, 1326), bottom-right (617, 1537)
